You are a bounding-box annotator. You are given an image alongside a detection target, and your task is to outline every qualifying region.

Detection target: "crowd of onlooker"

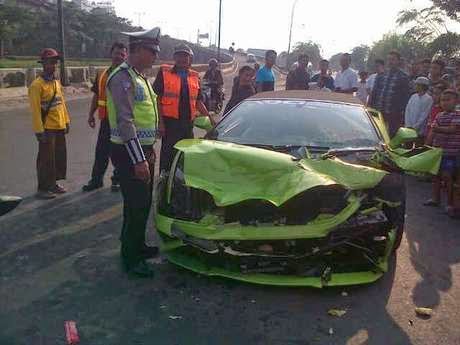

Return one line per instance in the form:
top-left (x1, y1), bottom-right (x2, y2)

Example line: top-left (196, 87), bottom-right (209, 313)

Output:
top-left (225, 49), bottom-right (460, 218)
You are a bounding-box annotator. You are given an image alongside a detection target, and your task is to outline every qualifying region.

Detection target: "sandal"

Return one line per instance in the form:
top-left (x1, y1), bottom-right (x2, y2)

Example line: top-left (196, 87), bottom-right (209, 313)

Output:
top-left (423, 199), bottom-right (440, 207)
top-left (52, 184), bottom-right (67, 194)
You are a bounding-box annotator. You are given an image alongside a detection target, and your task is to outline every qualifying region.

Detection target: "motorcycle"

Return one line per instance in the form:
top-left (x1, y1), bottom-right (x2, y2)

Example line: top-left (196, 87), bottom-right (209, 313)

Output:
top-left (0, 195), bottom-right (22, 217)
top-left (202, 80), bottom-right (224, 114)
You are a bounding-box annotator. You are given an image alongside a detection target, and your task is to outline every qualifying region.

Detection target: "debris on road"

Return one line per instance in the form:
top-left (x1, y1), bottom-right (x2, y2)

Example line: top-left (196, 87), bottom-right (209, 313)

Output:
top-left (168, 315), bottom-right (183, 320)
top-left (160, 305), bottom-right (167, 309)
top-left (328, 327), bottom-right (334, 335)
top-left (328, 309), bottom-right (347, 317)
top-left (64, 321), bottom-right (80, 345)
top-left (415, 307), bottom-right (433, 317)
top-left (341, 291), bottom-right (348, 297)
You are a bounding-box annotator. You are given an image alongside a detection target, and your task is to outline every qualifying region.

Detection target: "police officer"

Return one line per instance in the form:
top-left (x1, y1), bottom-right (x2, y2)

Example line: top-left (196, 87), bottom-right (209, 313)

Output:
top-left (153, 44), bottom-right (215, 173)
top-left (106, 28), bottom-right (161, 277)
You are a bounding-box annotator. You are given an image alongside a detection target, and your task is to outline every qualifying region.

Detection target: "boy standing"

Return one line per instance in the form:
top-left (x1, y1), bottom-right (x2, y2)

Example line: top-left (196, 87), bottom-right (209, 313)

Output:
top-left (424, 89), bottom-right (460, 217)
top-left (356, 71), bottom-right (369, 104)
top-left (224, 66), bottom-right (256, 114)
top-left (404, 77), bottom-right (433, 140)
top-left (256, 50), bottom-right (277, 92)
top-left (425, 82), bottom-right (446, 144)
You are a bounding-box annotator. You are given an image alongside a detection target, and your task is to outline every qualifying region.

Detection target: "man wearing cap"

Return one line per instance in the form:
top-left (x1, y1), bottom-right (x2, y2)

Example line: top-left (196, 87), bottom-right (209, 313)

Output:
top-left (106, 28), bottom-right (160, 277)
top-left (404, 76), bottom-right (433, 141)
top-left (82, 42), bottom-right (128, 193)
top-left (153, 43), bottom-right (215, 173)
top-left (28, 48), bottom-right (70, 200)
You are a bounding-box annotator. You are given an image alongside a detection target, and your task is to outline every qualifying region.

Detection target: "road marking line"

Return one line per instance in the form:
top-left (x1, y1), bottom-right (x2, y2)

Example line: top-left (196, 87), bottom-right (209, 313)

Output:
top-left (0, 204), bottom-right (121, 259)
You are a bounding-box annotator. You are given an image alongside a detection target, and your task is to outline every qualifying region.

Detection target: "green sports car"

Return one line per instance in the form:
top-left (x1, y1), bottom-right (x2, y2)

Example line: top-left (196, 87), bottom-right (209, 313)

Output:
top-left (155, 90), bottom-right (441, 287)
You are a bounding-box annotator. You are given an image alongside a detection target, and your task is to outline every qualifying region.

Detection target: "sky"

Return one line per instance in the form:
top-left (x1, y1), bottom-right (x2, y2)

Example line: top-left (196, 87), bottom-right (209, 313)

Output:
top-left (113, 0), bottom-right (440, 59)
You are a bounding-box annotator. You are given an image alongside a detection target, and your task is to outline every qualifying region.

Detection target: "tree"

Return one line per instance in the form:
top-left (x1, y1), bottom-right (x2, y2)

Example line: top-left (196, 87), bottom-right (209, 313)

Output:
top-left (431, 0), bottom-right (460, 20)
top-left (288, 41), bottom-right (322, 68)
top-left (397, 6), bottom-right (450, 43)
top-left (328, 53), bottom-right (342, 72)
top-left (367, 33), bottom-right (426, 69)
top-left (0, 2), bottom-right (34, 57)
top-left (397, 4), bottom-right (460, 58)
top-left (428, 32), bottom-right (460, 57)
top-left (351, 45), bottom-right (370, 72)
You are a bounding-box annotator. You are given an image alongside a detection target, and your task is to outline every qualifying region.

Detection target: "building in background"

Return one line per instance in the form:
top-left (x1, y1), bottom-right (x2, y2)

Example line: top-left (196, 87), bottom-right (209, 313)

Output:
top-left (72, 0), bottom-right (115, 14)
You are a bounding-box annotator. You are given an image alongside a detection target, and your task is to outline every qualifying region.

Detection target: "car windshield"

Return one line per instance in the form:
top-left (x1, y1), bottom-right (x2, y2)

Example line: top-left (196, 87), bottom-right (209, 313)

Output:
top-left (213, 99), bottom-right (380, 149)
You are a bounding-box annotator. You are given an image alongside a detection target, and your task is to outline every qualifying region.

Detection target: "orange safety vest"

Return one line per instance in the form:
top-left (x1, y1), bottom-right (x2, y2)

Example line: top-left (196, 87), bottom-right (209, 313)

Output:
top-left (97, 69), bottom-right (110, 119)
top-left (160, 65), bottom-right (200, 120)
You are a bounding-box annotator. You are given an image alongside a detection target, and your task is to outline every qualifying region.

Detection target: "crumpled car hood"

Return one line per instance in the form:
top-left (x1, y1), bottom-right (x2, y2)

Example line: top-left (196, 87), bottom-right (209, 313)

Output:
top-left (174, 139), bottom-right (387, 207)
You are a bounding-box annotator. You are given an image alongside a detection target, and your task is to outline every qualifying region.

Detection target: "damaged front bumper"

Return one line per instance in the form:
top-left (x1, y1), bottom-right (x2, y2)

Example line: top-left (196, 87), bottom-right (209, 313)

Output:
top-left (155, 199), bottom-right (398, 287)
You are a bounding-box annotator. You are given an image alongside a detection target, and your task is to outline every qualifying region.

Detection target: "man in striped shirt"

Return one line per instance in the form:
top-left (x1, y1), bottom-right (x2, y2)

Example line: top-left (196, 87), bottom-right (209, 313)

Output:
top-left (425, 89), bottom-right (460, 216)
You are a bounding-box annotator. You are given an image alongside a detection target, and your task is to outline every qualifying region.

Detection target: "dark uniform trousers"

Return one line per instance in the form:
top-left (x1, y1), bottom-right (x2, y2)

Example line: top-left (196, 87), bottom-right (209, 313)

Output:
top-left (111, 143), bottom-right (154, 267)
top-left (160, 118), bottom-right (194, 172)
top-left (90, 118), bottom-right (119, 184)
top-left (37, 129), bottom-right (67, 191)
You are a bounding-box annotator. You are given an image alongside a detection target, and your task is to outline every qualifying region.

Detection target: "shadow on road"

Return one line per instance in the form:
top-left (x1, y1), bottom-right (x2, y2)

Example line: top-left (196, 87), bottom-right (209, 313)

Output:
top-left (404, 178), bottom-right (460, 310)
top-left (0, 184), bottom-right (413, 345)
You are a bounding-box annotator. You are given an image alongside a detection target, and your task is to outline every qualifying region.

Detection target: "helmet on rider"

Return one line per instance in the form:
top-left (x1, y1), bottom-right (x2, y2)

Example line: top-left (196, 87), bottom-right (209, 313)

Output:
top-left (208, 58), bottom-right (218, 68)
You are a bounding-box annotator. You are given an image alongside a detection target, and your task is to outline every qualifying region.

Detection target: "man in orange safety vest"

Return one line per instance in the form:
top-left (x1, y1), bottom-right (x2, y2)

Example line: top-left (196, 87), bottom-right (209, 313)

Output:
top-left (153, 43), bottom-right (216, 173)
top-left (83, 42), bottom-right (128, 192)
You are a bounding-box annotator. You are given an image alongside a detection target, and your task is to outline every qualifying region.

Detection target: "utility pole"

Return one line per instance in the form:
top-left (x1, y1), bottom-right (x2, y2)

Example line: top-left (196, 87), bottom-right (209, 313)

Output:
top-left (286, 0), bottom-right (299, 70)
top-left (57, 0), bottom-right (67, 85)
top-left (217, 0), bottom-right (222, 62)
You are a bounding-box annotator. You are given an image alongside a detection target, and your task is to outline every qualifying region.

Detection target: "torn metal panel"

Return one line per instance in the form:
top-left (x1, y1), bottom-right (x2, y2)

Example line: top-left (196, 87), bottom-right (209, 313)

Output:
top-left (174, 139), bottom-right (387, 207)
top-left (370, 145), bottom-right (441, 176)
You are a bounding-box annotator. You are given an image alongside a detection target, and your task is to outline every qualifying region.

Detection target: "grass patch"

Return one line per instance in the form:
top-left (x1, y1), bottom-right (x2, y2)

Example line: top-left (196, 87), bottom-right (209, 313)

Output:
top-left (0, 57), bottom-right (111, 69)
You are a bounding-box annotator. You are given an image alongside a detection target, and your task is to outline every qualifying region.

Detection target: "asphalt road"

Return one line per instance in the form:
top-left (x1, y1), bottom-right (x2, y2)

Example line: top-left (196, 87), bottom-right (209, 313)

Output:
top-left (0, 60), bottom-right (459, 345)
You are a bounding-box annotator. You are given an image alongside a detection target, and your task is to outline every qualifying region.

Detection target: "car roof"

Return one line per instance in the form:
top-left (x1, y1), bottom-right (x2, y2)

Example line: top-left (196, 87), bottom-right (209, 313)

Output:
top-left (248, 90), bottom-right (364, 106)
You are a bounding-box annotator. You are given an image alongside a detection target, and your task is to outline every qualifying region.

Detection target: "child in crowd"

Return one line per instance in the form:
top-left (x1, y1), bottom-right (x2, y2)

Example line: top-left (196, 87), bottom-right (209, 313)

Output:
top-left (424, 89), bottom-right (460, 217)
top-left (425, 82), bottom-right (446, 145)
top-left (356, 71), bottom-right (369, 104)
top-left (404, 77), bottom-right (432, 141)
top-left (224, 66), bottom-right (256, 115)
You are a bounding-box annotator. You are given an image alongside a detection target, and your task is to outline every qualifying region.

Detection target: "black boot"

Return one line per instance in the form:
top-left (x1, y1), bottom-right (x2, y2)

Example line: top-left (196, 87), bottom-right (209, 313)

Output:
top-left (82, 180), bottom-right (103, 192)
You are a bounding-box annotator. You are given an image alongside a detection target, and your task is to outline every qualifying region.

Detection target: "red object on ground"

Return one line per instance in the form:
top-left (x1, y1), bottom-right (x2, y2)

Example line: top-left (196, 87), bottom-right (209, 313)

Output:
top-left (64, 321), bottom-right (80, 345)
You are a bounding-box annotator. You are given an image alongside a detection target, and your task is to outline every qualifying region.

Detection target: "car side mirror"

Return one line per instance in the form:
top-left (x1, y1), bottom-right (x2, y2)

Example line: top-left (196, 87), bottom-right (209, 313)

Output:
top-left (389, 127), bottom-right (418, 149)
top-left (193, 116), bottom-right (213, 132)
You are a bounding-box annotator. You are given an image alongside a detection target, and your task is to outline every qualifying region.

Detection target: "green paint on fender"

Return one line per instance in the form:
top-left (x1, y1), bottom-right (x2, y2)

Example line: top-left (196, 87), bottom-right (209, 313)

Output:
top-left (174, 139), bottom-right (387, 207)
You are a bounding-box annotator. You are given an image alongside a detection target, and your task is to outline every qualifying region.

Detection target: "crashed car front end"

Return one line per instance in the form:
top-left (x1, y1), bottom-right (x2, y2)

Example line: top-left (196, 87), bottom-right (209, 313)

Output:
top-left (155, 139), bottom-right (440, 287)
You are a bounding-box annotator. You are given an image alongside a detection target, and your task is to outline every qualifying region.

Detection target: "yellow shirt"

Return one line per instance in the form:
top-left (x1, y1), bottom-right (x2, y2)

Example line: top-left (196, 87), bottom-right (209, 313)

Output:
top-left (28, 76), bottom-right (70, 133)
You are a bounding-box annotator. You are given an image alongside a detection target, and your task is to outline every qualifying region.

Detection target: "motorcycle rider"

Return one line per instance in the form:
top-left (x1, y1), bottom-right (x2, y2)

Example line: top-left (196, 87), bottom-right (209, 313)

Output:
top-left (203, 58), bottom-right (224, 112)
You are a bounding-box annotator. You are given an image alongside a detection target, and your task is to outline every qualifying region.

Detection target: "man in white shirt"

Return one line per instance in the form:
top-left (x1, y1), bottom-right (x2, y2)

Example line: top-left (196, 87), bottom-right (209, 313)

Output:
top-left (334, 53), bottom-right (358, 94)
top-left (404, 76), bottom-right (433, 138)
top-left (366, 59), bottom-right (385, 97)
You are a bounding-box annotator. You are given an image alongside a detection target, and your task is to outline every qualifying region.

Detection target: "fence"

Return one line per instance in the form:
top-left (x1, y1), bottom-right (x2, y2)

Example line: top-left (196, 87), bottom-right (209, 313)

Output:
top-left (0, 59), bottom-right (236, 89)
